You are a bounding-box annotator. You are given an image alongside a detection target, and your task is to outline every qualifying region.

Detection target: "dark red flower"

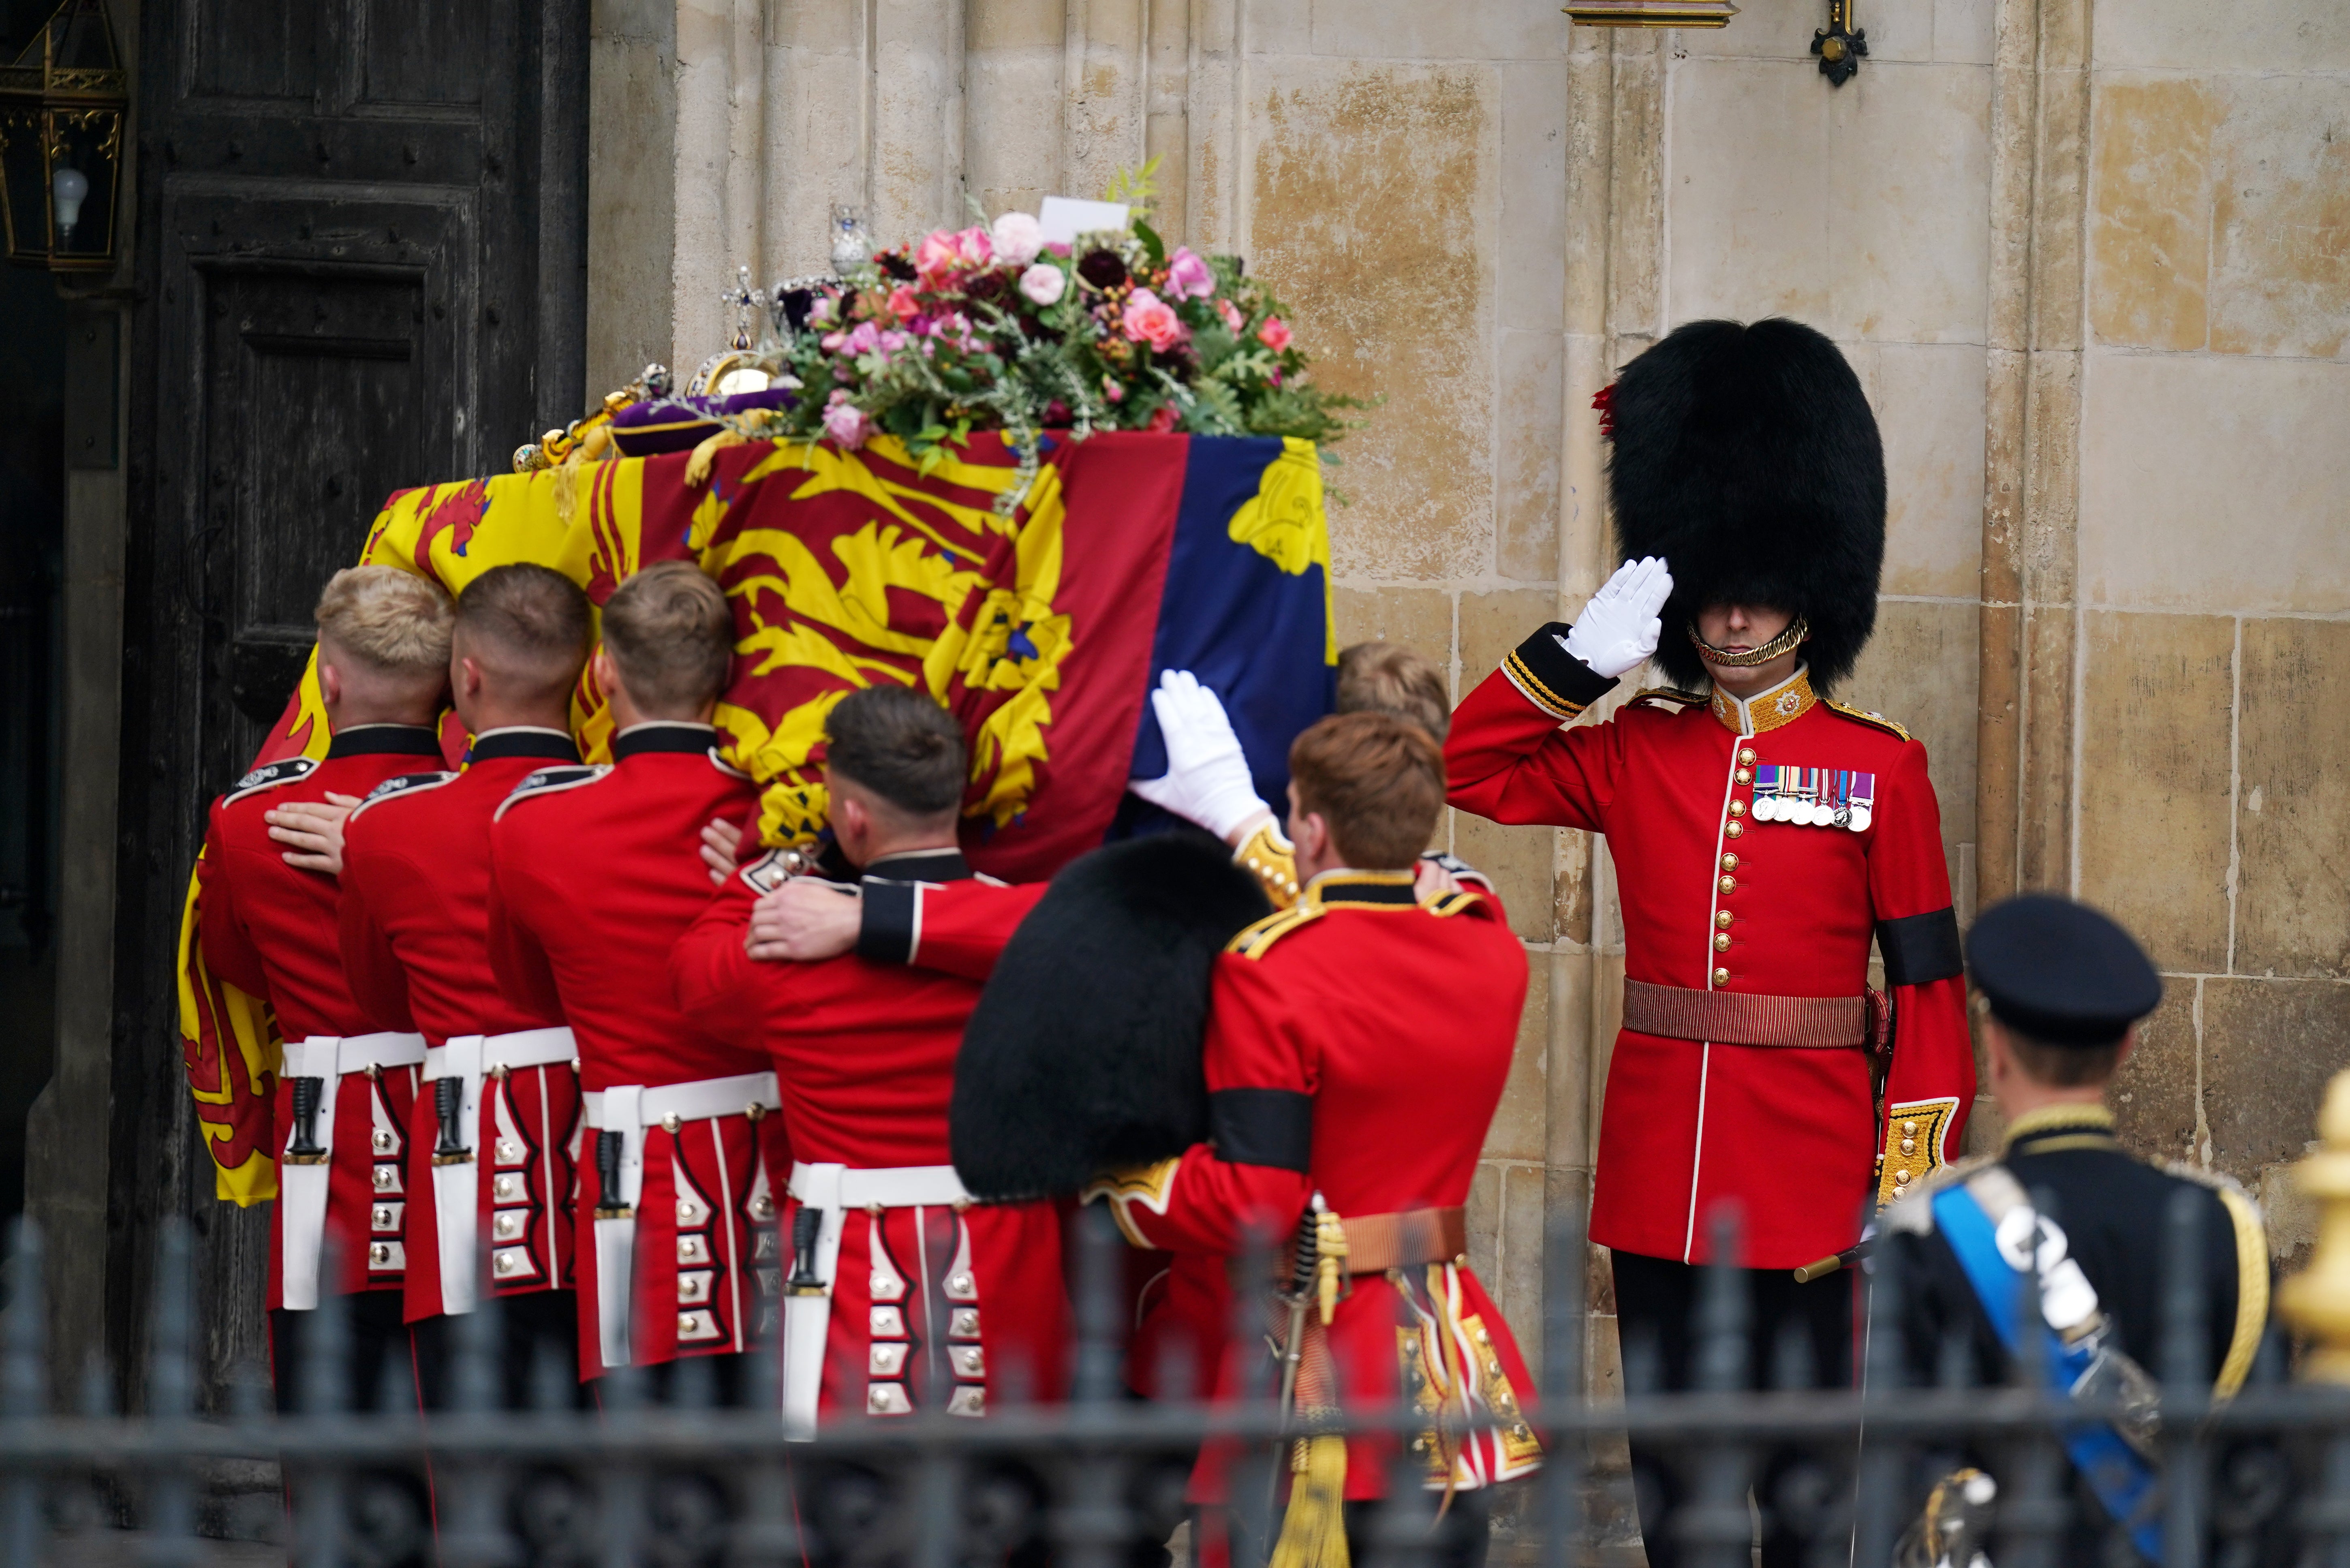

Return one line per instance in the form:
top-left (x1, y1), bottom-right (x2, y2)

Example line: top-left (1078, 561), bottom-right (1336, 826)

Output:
top-left (1592, 382), bottom-right (1617, 439)
top-left (1077, 249), bottom-right (1128, 290)
top-left (877, 251), bottom-right (916, 282)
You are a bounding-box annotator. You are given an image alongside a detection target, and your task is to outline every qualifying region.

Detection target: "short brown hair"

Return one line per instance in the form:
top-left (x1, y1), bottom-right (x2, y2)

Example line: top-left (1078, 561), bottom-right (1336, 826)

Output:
top-left (314, 566), bottom-right (454, 676)
top-left (602, 563), bottom-right (733, 717)
top-left (1336, 642), bottom-right (1450, 742)
top-left (1993, 1014), bottom-right (2127, 1089)
top-left (1287, 710), bottom-right (1444, 869)
top-left (453, 563), bottom-right (593, 704)
top-left (824, 686), bottom-right (967, 819)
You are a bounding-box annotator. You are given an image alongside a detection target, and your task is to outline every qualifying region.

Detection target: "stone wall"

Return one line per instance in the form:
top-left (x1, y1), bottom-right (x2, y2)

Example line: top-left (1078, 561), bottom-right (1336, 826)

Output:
top-left (584, 0), bottom-right (2350, 1442)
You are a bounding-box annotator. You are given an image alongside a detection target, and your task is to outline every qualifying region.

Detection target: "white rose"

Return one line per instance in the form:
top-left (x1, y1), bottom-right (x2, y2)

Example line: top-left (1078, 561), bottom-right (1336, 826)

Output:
top-left (1019, 263), bottom-right (1067, 306)
top-left (991, 212), bottom-right (1045, 270)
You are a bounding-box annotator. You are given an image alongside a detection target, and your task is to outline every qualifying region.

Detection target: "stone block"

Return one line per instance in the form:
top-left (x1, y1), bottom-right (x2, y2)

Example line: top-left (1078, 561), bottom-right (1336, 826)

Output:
top-left (2016, 602), bottom-right (2072, 890)
top-left (1934, 0), bottom-right (1997, 65)
top-left (964, 0), bottom-right (1071, 219)
top-left (2111, 980), bottom-right (2199, 1163)
top-left (586, 31), bottom-right (677, 395)
top-left (2199, 977), bottom-right (2350, 1187)
top-left (1251, 62), bottom-right (1497, 581)
top-left (1330, 585), bottom-right (1454, 669)
top-left (1549, 950), bottom-right (1597, 1168)
top-left (2087, 76), bottom-right (2222, 351)
top-left (1468, 1161), bottom-right (1503, 1285)
top-left (2078, 352), bottom-right (2350, 614)
top-left (1499, 60), bottom-right (1570, 323)
top-left (1876, 342), bottom-right (1989, 599)
top-left (1678, 0), bottom-right (1933, 63)
top-left (2093, 0), bottom-right (2350, 73)
top-left (1666, 58), bottom-right (1833, 327)
top-left (1495, 1165), bottom-right (1550, 1371)
top-left (1483, 958), bottom-right (1552, 1161)
top-left (1497, 329), bottom-right (1564, 584)
top-left (2075, 611), bottom-right (2235, 974)
top-left (1824, 60), bottom-right (1993, 343)
top-left (1837, 598), bottom-right (1980, 862)
top-left (2209, 74), bottom-right (2350, 360)
top-left (2236, 617), bottom-right (2350, 979)
top-left (1307, 0), bottom-right (1568, 61)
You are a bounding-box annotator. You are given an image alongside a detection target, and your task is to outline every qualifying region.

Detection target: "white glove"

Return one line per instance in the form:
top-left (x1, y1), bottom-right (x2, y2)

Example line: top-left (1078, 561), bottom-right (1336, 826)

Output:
top-left (1562, 556), bottom-right (1674, 679)
top-left (1128, 670), bottom-right (1272, 842)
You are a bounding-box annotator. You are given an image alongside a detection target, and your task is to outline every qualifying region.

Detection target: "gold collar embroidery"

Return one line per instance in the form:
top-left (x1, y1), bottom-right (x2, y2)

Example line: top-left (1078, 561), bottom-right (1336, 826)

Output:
top-left (2002, 1102), bottom-right (2117, 1151)
top-left (1709, 665), bottom-right (1816, 737)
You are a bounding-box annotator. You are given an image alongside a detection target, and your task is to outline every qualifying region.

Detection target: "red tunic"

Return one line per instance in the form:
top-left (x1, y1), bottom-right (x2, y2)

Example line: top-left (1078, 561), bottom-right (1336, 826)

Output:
top-left (487, 721), bottom-right (788, 1376)
top-left (199, 725), bottom-right (445, 1310)
top-left (339, 725), bottom-right (587, 1322)
top-left (671, 849), bottom-right (1069, 1423)
top-left (1090, 871), bottom-right (1542, 1501)
top-left (1445, 629), bottom-right (1974, 1269)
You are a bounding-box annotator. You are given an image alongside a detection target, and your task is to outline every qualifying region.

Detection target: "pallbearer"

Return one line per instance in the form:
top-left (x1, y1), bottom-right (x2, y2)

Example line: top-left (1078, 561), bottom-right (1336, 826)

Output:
top-left (340, 563), bottom-right (592, 1399)
top-left (669, 686), bottom-right (1069, 1435)
top-left (195, 567), bottom-right (452, 1408)
top-left (1443, 318), bottom-right (1975, 1566)
top-left (1089, 712), bottom-right (1541, 1568)
top-left (488, 562), bottom-right (785, 1394)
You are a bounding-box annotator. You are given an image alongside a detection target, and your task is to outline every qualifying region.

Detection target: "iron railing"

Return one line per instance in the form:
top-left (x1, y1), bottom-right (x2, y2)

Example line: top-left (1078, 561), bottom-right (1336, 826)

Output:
top-left (0, 1191), bottom-right (2333, 1567)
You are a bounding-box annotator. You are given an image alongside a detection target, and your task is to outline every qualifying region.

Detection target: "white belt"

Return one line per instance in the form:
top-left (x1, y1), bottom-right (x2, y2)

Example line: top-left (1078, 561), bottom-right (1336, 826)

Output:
top-left (578, 1072), bottom-right (780, 1370)
top-left (278, 1032), bottom-right (427, 1311)
top-left (423, 1027), bottom-right (577, 1316)
top-left (779, 1161), bottom-right (973, 1439)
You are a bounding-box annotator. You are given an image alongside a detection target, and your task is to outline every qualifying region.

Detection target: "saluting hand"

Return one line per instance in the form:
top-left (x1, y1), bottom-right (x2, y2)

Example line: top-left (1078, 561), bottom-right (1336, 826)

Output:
top-left (1562, 556), bottom-right (1674, 679)
top-left (265, 793), bottom-right (363, 876)
top-left (745, 879), bottom-right (862, 962)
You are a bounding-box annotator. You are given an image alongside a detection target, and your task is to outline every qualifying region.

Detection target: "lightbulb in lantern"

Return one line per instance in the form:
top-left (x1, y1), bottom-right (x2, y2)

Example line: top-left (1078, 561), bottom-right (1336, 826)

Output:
top-left (52, 165), bottom-right (89, 245)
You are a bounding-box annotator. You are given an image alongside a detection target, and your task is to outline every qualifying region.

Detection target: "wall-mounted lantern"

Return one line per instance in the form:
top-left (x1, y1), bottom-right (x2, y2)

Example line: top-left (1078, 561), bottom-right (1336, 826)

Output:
top-left (1562, 1), bottom-right (1738, 26)
top-left (0, 0), bottom-right (128, 273)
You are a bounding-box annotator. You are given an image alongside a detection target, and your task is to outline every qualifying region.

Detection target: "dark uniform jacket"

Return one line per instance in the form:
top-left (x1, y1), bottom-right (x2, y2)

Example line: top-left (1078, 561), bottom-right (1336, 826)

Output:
top-left (1879, 1103), bottom-right (2275, 1554)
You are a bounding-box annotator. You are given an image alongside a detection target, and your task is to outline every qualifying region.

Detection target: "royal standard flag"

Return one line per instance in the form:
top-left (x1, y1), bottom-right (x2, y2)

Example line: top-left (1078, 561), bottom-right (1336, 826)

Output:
top-left (184, 431), bottom-right (1334, 1201)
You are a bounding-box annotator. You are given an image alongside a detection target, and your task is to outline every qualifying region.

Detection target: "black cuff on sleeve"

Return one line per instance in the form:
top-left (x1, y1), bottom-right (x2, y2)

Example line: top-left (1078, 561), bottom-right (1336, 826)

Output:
top-left (1504, 622), bottom-right (1619, 720)
top-left (1879, 907), bottom-right (1964, 988)
top-left (856, 882), bottom-right (918, 965)
top-left (1207, 1088), bottom-right (1313, 1172)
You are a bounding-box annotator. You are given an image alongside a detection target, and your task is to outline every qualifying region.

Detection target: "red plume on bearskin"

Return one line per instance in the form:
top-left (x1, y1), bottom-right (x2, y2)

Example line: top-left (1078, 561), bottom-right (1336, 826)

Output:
top-left (1606, 318), bottom-right (1885, 693)
top-left (950, 833), bottom-right (1272, 1202)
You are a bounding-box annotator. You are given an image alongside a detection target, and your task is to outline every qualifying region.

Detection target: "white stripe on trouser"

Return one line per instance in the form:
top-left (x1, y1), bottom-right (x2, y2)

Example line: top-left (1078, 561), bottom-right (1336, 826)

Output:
top-left (277, 1032), bottom-right (426, 1311)
top-left (422, 1027), bottom-right (576, 1317)
top-left (582, 1072), bottom-right (780, 1370)
top-left (781, 1161), bottom-right (971, 1441)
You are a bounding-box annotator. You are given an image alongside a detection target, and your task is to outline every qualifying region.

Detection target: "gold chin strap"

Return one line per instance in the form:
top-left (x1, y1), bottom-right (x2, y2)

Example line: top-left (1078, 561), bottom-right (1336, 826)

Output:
top-left (1689, 614), bottom-right (1809, 668)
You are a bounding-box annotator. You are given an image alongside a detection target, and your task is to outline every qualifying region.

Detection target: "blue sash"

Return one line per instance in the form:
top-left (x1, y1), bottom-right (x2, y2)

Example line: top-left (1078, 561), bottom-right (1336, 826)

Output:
top-left (1931, 1181), bottom-right (2164, 1563)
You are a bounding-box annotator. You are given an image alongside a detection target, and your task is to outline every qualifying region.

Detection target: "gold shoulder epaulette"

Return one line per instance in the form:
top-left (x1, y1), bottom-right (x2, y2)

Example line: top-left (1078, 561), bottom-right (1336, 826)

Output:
top-left (1823, 700), bottom-right (1910, 742)
top-left (1628, 687), bottom-right (1709, 712)
top-left (1225, 904), bottom-right (1324, 959)
top-left (2156, 1160), bottom-right (2269, 1400)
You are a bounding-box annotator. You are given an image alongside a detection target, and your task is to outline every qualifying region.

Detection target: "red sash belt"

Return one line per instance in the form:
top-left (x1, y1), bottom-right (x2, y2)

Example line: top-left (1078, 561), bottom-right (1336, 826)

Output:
top-left (1623, 978), bottom-right (1887, 1049)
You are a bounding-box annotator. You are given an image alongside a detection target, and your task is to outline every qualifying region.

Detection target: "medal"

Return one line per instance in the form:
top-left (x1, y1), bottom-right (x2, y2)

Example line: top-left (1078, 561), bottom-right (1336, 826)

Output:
top-left (1753, 764), bottom-right (1780, 821)
top-left (1846, 770), bottom-right (1875, 833)
top-left (1831, 770), bottom-right (1852, 830)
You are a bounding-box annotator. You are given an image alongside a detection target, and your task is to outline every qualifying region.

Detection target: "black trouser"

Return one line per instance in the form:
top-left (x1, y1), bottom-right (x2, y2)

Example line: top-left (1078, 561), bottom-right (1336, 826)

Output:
top-left (412, 1290), bottom-right (594, 1563)
top-left (1610, 1250), bottom-right (1854, 1568)
top-left (793, 1457), bottom-right (1055, 1568)
top-left (269, 1294), bottom-right (434, 1567)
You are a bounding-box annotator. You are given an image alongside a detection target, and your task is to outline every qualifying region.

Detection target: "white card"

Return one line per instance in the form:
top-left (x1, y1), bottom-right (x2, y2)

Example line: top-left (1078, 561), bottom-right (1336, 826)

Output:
top-left (1037, 197), bottom-right (1131, 245)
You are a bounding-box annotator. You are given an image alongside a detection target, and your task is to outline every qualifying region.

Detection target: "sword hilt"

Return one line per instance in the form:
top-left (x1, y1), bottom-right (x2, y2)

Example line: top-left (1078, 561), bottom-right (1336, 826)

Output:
top-left (430, 1076), bottom-right (472, 1165)
top-left (283, 1076), bottom-right (328, 1164)
top-left (593, 1129), bottom-right (631, 1219)
top-left (1793, 1241), bottom-right (1867, 1284)
top-left (785, 1204), bottom-right (826, 1296)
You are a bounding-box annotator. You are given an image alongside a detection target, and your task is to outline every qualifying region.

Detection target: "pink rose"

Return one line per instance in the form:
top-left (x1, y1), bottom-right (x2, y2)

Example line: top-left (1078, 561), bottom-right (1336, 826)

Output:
top-left (991, 212), bottom-right (1044, 270)
top-left (886, 285), bottom-right (921, 322)
top-left (820, 330), bottom-right (847, 353)
top-left (876, 328), bottom-right (910, 354)
top-left (1122, 290), bottom-right (1187, 353)
top-left (915, 225), bottom-right (992, 288)
top-left (1103, 377), bottom-right (1125, 404)
top-left (1163, 246), bottom-right (1215, 301)
top-left (823, 398), bottom-right (874, 449)
top-left (1218, 299), bottom-right (1246, 334)
top-left (1019, 263), bottom-right (1067, 306)
top-left (1147, 404), bottom-right (1180, 434)
top-left (838, 321), bottom-right (882, 356)
top-left (808, 294), bottom-right (838, 327)
top-left (1256, 315), bottom-right (1292, 352)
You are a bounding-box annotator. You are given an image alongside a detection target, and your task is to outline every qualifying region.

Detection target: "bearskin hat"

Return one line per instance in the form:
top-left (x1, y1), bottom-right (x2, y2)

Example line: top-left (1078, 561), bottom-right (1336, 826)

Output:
top-left (949, 832), bottom-right (1271, 1202)
top-left (1606, 318), bottom-right (1885, 693)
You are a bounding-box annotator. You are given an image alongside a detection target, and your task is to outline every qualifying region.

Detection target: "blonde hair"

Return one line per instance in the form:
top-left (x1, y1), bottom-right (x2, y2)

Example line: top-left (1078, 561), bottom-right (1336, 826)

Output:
top-left (314, 567), bottom-right (455, 676)
top-left (601, 563), bottom-right (734, 716)
top-left (1336, 641), bottom-right (1451, 742)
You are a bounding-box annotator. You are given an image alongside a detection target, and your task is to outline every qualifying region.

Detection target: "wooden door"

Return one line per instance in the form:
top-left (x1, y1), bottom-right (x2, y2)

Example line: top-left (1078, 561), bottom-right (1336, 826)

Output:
top-left (110, 0), bottom-right (586, 1407)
